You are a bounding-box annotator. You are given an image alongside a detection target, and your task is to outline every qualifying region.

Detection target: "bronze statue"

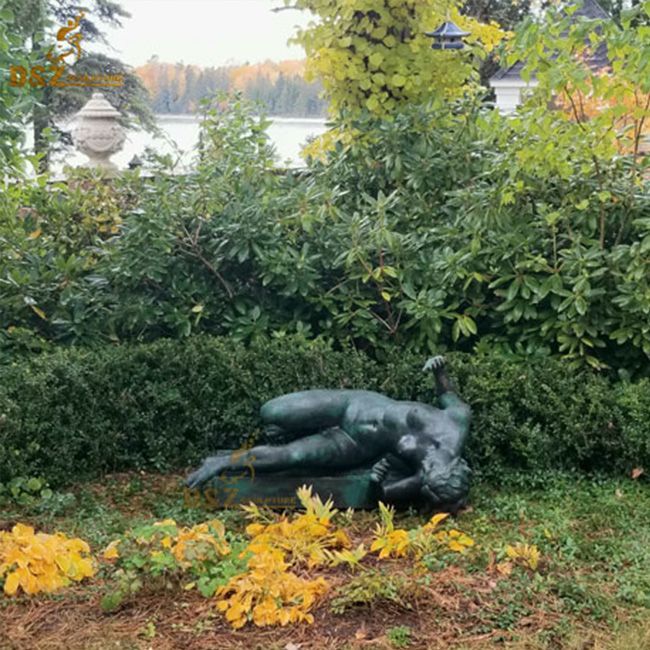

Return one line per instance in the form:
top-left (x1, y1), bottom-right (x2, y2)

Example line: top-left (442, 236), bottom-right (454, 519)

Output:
top-left (186, 356), bottom-right (472, 511)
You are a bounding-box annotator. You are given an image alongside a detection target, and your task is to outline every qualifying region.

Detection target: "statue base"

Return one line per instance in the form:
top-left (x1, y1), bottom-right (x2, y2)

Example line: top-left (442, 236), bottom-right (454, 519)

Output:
top-left (188, 467), bottom-right (380, 510)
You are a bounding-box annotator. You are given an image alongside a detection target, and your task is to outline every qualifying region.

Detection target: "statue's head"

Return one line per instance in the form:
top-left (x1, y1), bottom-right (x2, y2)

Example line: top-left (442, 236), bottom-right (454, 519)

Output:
top-left (421, 456), bottom-right (471, 511)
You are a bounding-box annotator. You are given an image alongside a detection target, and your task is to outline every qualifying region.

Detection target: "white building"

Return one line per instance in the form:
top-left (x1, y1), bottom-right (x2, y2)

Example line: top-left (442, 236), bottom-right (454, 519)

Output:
top-left (490, 0), bottom-right (612, 113)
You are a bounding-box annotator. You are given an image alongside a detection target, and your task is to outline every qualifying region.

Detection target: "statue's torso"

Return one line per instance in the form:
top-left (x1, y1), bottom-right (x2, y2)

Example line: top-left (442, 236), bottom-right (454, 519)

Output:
top-left (341, 393), bottom-right (456, 468)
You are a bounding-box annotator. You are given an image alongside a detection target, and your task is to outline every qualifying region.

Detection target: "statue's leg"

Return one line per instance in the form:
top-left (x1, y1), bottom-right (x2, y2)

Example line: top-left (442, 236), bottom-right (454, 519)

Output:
top-left (260, 390), bottom-right (355, 433)
top-left (186, 425), bottom-right (383, 492)
top-left (224, 427), bottom-right (373, 474)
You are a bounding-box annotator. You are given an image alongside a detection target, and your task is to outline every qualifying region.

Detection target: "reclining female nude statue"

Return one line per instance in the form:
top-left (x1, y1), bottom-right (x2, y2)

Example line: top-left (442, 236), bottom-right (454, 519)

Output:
top-left (186, 356), bottom-right (472, 512)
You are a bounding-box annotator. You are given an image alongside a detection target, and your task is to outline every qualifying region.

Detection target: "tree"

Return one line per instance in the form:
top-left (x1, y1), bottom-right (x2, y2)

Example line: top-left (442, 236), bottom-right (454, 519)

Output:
top-left (287, 0), bottom-right (504, 118)
top-left (0, 0), bottom-right (37, 176)
top-left (6, 0), bottom-right (154, 172)
top-left (284, 0), bottom-right (504, 158)
top-left (134, 59), bottom-right (327, 118)
top-left (461, 0), bottom-right (535, 85)
top-left (444, 1), bottom-right (650, 369)
top-left (594, 0), bottom-right (648, 22)
top-left (505, 1), bottom-right (650, 166)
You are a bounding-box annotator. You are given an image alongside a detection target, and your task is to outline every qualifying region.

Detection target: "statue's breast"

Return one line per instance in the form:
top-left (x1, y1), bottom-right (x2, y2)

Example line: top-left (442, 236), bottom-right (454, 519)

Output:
top-left (396, 434), bottom-right (419, 459)
top-left (396, 430), bottom-right (440, 464)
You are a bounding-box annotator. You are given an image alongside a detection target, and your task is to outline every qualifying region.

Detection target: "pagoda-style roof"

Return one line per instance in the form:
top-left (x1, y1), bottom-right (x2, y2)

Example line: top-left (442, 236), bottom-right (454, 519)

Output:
top-left (491, 0), bottom-right (612, 83)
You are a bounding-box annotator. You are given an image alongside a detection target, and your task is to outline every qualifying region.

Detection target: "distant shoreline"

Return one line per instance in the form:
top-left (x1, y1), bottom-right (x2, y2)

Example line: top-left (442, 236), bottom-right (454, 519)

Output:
top-left (156, 114), bottom-right (328, 124)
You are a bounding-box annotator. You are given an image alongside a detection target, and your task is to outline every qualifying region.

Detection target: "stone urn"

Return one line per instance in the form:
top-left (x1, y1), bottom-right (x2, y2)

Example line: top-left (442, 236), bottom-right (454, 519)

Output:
top-left (71, 92), bottom-right (126, 175)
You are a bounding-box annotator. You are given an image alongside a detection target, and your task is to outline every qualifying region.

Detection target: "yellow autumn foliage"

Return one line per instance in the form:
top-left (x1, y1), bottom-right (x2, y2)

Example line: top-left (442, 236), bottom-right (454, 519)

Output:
top-left (243, 485), bottom-right (350, 568)
top-left (505, 542), bottom-right (541, 571)
top-left (433, 528), bottom-right (476, 554)
top-left (291, 0), bottom-right (504, 119)
top-left (556, 71), bottom-right (650, 156)
top-left (168, 519), bottom-right (230, 568)
top-left (215, 548), bottom-right (328, 629)
top-left (324, 543), bottom-right (368, 568)
top-left (102, 518), bottom-right (230, 567)
top-left (371, 504), bottom-right (474, 558)
top-left (291, 0), bottom-right (505, 158)
top-left (371, 528), bottom-right (410, 559)
top-left (0, 523), bottom-right (94, 596)
top-left (214, 485), bottom-right (354, 628)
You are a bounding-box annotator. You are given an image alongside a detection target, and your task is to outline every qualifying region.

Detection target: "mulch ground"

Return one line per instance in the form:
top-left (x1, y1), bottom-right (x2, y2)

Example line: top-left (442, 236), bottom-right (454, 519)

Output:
top-left (0, 473), bottom-right (634, 650)
top-left (0, 565), bottom-right (566, 650)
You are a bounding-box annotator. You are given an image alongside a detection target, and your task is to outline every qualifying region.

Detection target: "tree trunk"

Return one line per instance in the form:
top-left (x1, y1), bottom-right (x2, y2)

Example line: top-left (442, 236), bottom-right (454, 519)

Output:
top-left (32, 0), bottom-right (50, 174)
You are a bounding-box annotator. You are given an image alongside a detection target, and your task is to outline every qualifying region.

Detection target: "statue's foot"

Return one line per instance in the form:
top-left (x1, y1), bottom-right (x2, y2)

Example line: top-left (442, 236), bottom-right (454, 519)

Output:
top-left (185, 455), bottom-right (230, 489)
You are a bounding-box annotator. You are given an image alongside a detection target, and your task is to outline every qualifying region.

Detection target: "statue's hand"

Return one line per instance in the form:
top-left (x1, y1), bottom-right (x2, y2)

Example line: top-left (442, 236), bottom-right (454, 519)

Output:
top-left (423, 355), bottom-right (445, 373)
top-left (370, 457), bottom-right (391, 485)
top-left (185, 455), bottom-right (229, 489)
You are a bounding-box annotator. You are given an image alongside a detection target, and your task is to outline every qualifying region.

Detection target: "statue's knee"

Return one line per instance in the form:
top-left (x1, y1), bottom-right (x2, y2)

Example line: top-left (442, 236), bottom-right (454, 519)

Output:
top-left (260, 399), bottom-right (284, 425)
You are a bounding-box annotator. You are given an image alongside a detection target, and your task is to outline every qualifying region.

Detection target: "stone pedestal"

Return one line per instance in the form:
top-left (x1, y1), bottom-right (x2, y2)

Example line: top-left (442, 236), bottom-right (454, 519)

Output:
top-left (186, 466), bottom-right (380, 510)
top-left (71, 93), bottom-right (125, 175)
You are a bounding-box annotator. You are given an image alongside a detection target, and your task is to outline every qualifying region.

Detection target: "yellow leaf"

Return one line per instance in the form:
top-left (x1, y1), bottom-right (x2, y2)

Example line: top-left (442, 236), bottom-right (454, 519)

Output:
top-left (4, 571), bottom-right (20, 596)
top-left (102, 540), bottom-right (121, 560)
top-left (496, 561), bottom-right (513, 576)
top-left (30, 305), bottom-right (47, 320)
top-left (154, 518), bottom-right (176, 527)
top-left (12, 524), bottom-right (35, 537)
top-left (505, 545), bottom-right (518, 560)
top-left (425, 512), bottom-right (450, 530)
top-left (448, 540), bottom-right (467, 553)
top-left (27, 228), bottom-right (42, 240)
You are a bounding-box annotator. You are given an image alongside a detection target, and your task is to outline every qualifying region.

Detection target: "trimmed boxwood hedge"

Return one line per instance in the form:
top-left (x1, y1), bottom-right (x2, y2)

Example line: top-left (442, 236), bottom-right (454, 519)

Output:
top-left (0, 336), bottom-right (647, 486)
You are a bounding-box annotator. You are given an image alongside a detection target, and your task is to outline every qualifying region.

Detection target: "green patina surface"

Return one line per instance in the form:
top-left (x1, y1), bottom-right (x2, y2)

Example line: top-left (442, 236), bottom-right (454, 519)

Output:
top-left (187, 357), bottom-right (471, 511)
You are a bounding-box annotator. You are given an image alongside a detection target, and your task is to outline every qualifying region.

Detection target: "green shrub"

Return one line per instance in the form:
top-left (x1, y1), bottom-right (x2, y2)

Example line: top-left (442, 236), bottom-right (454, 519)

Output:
top-left (0, 336), bottom-right (647, 487)
top-left (3, 96), bottom-right (648, 373)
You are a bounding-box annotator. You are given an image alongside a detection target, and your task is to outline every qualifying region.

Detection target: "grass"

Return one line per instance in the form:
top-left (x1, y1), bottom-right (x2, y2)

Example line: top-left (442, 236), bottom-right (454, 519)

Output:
top-left (1, 471), bottom-right (649, 649)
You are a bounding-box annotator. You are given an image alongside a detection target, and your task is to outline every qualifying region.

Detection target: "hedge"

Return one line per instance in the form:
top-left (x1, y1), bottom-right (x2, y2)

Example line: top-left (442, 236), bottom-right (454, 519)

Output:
top-left (0, 336), bottom-right (647, 486)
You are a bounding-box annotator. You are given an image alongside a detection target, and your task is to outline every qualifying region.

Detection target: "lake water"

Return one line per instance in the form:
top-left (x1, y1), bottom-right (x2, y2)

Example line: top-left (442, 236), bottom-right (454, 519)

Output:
top-left (54, 114), bottom-right (328, 173)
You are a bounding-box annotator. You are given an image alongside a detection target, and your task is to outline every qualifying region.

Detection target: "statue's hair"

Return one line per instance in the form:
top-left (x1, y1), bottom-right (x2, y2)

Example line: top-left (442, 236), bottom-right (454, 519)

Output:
top-left (422, 456), bottom-right (472, 509)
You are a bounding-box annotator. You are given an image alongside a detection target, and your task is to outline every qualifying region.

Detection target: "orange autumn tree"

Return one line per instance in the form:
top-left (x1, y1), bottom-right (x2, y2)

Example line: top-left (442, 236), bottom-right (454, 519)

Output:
top-left (559, 74), bottom-right (650, 158)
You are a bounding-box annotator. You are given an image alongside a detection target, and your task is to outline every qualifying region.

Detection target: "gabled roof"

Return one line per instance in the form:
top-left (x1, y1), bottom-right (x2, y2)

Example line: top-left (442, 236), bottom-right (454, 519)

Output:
top-left (491, 0), bottom-right (612, 83)
top-left (572, 0), bottom-right (610, 20)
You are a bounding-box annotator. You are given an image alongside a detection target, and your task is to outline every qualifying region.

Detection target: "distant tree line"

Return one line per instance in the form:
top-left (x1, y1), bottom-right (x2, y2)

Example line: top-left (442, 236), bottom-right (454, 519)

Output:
top-left (136, 58), bottom-right (328, 117)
